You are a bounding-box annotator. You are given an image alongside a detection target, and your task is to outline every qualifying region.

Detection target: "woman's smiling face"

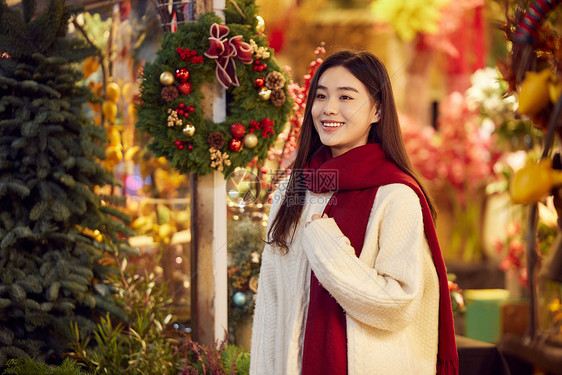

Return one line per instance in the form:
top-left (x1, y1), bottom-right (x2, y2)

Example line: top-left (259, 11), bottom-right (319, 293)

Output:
top-left (311, 66), bottom-right (380, 157)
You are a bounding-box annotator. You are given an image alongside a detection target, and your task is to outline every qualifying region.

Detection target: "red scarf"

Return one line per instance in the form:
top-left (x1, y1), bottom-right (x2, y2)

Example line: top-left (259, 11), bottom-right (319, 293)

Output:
top-left (302, 143), bottom-right (458, 375)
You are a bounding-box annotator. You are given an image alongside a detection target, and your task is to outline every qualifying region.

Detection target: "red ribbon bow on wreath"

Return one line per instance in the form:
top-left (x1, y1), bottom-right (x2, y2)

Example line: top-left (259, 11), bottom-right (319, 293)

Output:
top-left (204, 23), bottom-right (253, 89)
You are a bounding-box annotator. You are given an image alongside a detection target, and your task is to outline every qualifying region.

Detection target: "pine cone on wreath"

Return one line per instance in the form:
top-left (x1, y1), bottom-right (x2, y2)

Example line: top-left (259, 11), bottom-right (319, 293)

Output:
top-left (270, 89), bottom-right (286, 107)
top-left (265, 71), bottom-right (285, 90)
top-left (207, 131), bottom-right (226, 149)
top-left (161, 86), bottom-right (179, 102)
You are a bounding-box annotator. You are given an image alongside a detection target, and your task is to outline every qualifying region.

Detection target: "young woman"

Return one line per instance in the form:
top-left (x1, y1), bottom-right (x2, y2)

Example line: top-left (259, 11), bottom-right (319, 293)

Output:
top-left (250, 50), bottom-right (458, 375)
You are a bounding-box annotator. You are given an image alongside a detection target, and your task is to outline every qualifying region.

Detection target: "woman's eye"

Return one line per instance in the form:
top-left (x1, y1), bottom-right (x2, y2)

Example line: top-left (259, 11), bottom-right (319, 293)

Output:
top-left (315, 93), bottom-right (326, 99)
top-left (340, 95), bottom-right (353, 100)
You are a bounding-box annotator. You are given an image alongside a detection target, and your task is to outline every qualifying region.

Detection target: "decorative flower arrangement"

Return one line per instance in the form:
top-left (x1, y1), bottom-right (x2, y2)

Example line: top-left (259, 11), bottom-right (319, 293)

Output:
top-left (399, 115), bottom-right (440, 182)
top-left (402, 92), bottom-right (499, 200)
top-left (465, 67), bottom-right (533, 148)
top-left (402, 91), bottom-right (500, 260)
top-left (435, 92), bottom-right (499, 198)
top-left (136, 7), bottom-right (292, 177)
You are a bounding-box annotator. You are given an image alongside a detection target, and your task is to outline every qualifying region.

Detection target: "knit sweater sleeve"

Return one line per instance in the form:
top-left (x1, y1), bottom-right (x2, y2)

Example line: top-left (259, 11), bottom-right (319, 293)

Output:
top-left (301, 184), bottom-right (425, 331)
top-left (249, 179), bottom-right (288, 374)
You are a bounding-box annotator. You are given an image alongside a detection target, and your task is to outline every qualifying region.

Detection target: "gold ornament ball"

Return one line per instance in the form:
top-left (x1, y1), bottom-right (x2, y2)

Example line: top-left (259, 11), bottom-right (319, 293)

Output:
top-left (160, 71), bottom-right (175, 86)
top-left (256, 15), bottom-right (265, 33)
top-left (258, 87), bottom-right (272, 101)
top-left (244, 133), bottom-right (258, 148)
top-left (183, 124), bottom-right (196, 137)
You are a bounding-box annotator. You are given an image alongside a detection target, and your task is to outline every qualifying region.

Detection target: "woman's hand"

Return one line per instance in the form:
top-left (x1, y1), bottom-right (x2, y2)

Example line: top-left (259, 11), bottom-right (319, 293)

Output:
top-left (305, 213), bottom-right (328, 227)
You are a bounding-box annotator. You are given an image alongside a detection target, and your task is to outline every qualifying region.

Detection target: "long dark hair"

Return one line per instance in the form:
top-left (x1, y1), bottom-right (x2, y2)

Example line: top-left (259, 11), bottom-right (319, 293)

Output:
top-left (268, 50), bottom-right (436, 253)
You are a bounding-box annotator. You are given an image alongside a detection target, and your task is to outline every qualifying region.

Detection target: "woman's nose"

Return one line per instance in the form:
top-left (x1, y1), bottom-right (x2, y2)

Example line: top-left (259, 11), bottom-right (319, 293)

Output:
top-left (323, 97), bottom-right (338, 115)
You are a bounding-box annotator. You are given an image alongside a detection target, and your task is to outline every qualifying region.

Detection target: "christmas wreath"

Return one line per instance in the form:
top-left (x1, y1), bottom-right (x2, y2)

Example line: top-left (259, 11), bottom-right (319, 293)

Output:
top-left (136, 7), bottom-right (292, 177)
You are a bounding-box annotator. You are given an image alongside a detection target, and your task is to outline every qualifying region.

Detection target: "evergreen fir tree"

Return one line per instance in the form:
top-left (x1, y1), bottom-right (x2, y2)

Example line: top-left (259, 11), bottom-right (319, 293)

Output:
top-left (0, 0), bottom-right (130, 365)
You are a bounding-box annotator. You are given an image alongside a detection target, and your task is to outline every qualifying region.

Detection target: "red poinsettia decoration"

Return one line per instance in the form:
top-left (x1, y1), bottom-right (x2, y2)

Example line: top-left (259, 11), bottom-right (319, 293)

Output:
top-left (204, 23), bottom-right (253, 89)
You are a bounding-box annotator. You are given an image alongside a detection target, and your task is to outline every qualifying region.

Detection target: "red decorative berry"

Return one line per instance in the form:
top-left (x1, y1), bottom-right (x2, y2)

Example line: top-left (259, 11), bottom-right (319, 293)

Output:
top-left (178, 103), bottom-right (185, 108)
top-left (249, 118), bottom-right (274, 138)
top-left (229, 138), bottom-right (243, 152)
top-left (254, 78), bottom-right (265, 87)
top-left (174, 140), bottom-right (181, 146)
top-left (177, 109), bottom-right (184, 115)
top-left (230, 123), bottom-right (246, 138)
top-left (177, 48), bottom-right (204, 64)
top-left (178, 82), bottom-right (192, 95)
top-left (175, 68), bottom-right (190, 82)
top-left (188, 106), bottom-right (194, 112)
top-left (183, 113), bottom-right (190, 118)
top-left (187, 144), bottom-right (193, 150)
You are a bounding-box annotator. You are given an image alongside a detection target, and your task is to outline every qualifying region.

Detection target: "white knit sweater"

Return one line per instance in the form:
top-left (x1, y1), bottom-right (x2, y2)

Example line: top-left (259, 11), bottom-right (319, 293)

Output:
top-left (250, 178), bottom-right (440, 374)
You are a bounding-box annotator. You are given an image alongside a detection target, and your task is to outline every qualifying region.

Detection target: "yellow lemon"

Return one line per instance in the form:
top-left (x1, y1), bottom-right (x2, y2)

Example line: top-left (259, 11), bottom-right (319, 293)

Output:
top-left (510, 158), bottom-right (562, 204)
top-left (102, 100), bottom-right (118, 123)
top-left (518, 69), bottom-right (551, 116)
top-left (107, 126), bottom-right (121, 146)
top-left (124, 145), bottom-right (140, 161)
top-left (106, 82), bottom-right (121, 102)
top-left (158, 223), bottom-right (174, 239)
top-left (105, 146), bottom-right (123, 165)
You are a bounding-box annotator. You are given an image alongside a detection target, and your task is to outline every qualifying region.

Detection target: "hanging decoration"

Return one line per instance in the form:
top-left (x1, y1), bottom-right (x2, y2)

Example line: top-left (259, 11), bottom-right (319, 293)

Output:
top-left (136, 6), bottom-right (292, 177)
top-left (495, 1), bottom-right (562, 364)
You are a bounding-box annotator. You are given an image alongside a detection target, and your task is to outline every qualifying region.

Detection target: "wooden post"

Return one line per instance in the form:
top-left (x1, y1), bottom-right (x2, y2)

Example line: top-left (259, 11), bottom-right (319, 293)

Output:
top-left (190, 0), bottom-right (227, 346)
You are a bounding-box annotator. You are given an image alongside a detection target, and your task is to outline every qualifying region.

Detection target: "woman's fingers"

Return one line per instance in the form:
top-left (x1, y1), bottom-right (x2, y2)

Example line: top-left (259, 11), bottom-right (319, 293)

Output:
top-left (306, 213), bottom-right (328, 227)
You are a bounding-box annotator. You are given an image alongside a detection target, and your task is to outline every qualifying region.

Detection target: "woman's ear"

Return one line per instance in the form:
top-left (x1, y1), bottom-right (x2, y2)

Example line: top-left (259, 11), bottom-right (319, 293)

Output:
top-left (371, 104), bottom-right (381, 123)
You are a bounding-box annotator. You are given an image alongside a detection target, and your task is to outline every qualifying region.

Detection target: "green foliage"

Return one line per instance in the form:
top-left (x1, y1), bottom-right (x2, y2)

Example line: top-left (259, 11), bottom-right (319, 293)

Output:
top-left (70, 267), bottom-right (180, 374)
top-left (222, 345), bottom-right (250, 375)
top-left (136, 1), bottom-right (293, 177)
top-left (178, 339), bottom-right (250, 375)
top-left (2, 357), bottom-right (84, 375)
top-left (0, 0), bottom-right (129, 366)
top-left (70, 256), bottom-right (253, 375)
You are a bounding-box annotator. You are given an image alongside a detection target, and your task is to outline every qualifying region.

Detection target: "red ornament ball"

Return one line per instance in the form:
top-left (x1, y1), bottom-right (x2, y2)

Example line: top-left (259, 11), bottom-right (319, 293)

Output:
top-left (178, 82), bottom-right (192, 95)
top-left (254, 78), bottom-right (265, 88)
top-left (230, 123), bottom-right (246, 138)
top-left (175, 68), bottom-right (190, 82)
top-left (229, 138), bottom-right (243, 152)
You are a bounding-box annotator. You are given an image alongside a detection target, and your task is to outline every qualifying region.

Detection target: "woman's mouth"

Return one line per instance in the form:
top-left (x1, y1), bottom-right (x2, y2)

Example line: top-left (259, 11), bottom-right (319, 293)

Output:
top-left (321, 121), bottom-right (345, 131)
